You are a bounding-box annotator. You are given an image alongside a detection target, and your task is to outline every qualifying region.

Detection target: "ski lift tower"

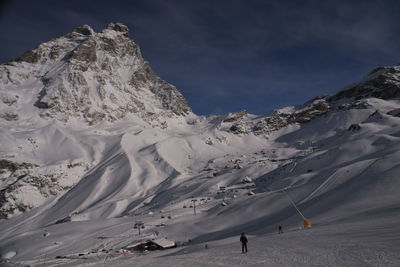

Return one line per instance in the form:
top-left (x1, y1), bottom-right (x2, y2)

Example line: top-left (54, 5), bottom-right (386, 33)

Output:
top-left (219, 186), bottom-right (226, 202)
top-left (134, 221), bottom-right (144, 235)
top-left (191, 199), bottom-right (198, 215)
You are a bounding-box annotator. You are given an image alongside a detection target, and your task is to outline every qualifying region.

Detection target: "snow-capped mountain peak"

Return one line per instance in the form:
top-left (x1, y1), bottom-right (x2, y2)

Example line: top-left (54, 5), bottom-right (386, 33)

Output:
top-left (0, 22), bottom-right (190, 125)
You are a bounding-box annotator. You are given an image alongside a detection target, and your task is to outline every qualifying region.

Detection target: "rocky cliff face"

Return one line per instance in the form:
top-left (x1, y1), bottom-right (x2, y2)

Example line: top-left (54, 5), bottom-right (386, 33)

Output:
top-left (218, 98), bottom-right (331, 136)
top-left (330, 65), bottom-right (400, 101)
top-left (0, 22), bottom-right (191, 125)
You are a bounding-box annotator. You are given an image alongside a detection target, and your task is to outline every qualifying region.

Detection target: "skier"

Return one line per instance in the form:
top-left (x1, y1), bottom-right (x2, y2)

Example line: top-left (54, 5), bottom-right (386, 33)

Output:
top-left (278, 225), bottom-right (283, 234)
top-left (240, 233), bottom-right (248, 253)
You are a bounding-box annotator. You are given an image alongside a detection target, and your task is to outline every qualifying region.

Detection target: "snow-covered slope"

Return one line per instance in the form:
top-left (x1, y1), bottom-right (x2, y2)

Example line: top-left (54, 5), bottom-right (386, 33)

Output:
top-left (1, 23), bottom-right (400, 266)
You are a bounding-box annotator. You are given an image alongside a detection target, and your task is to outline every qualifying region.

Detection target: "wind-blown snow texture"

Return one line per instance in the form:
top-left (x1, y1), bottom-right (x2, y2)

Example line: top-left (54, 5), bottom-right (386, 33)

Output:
top-left (1, 23), bottom-right (400, 266)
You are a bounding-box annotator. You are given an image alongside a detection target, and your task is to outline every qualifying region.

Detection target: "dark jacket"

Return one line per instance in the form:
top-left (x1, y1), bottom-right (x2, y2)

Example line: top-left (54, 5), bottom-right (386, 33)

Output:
top-left (240, 235), bottom-right (248, 243)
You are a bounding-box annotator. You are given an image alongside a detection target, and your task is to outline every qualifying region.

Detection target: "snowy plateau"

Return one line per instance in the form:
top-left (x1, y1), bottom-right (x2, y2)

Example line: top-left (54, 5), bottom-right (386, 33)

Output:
top-left (0, 23), bottom-right (400, 266)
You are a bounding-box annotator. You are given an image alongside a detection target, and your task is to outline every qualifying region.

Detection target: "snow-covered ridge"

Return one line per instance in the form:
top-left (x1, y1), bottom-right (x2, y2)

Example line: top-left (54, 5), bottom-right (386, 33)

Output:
top-left (330, 65), bottom-right (400, 101)
top-left (222, 64), bottom-right (400, 136)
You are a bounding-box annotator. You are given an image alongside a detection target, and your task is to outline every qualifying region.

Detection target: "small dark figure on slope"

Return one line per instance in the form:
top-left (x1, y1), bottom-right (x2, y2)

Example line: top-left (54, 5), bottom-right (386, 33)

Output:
top-left (240, 233), bottom-right (248, 253)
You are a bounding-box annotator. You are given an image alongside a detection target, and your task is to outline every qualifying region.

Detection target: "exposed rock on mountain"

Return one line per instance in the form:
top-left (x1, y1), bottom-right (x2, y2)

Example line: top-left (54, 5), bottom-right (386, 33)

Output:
top-left (330, 66), bottom-right (400, 101)
top-left (226, 98), bottom-right (331, 136)
top-left (348, 124), bottom-right (361, 131)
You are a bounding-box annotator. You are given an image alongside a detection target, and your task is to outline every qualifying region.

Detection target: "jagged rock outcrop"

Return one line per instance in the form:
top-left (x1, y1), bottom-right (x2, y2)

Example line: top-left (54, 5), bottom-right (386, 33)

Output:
top-left (223, 98), bottom-right (332, 136)
top-left (348, 124), bottom-right (361, 131)
top-left (0, 159), bottom-right (88, 219)
top-left (253, 98), bottom-right (331, 135)
top-left (330, 66), bottom-right (400, 101)
top-left (223, 110), bottom-right (248, 123)
top-left (387, 108), bottom-right (400, 117)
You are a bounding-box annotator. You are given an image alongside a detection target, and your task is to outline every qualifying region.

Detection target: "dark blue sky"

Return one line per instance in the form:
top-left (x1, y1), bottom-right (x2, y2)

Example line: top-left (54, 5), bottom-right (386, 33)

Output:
top-left (1, 0), bottom-right (399, 115)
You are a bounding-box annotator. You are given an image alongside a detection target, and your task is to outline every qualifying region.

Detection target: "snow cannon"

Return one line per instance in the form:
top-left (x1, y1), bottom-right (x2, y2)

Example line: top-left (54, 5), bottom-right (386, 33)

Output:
top-left (303, 218), bottom-right (313, 227)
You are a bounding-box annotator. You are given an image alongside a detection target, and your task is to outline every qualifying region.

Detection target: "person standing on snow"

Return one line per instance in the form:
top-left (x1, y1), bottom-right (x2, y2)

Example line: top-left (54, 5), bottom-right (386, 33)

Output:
top-left (240, 233), bottom-right (248, 253)
top-left (278, 225), bottom-right (283, 234)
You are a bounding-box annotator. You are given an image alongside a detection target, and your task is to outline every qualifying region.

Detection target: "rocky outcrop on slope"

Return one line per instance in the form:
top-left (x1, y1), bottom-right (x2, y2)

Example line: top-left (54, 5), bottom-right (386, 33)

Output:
top-left (0, 22), bottom-right (191, 125)
top-left (253, 98), bottom-right (331, 135)
top-left (224, 98), bottom-right (331, 136)
top-left (0, 159), bottom-right (89, 219)
top-left (330, 65), bottom-right (400, 101)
